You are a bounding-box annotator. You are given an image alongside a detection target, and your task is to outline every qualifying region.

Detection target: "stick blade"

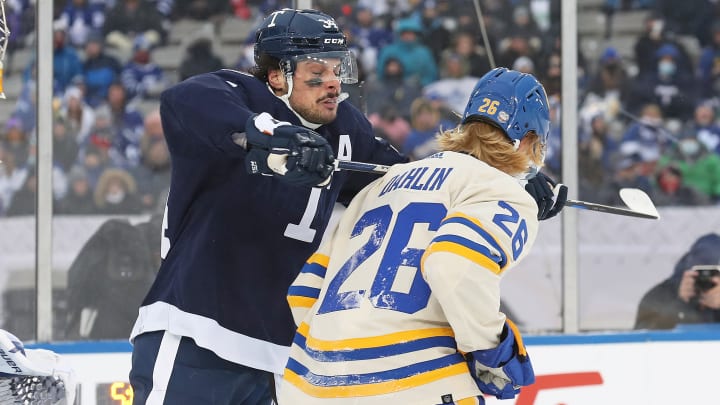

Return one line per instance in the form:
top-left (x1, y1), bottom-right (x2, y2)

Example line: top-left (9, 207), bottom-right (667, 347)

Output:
top-left (619, 188), bottom-right (660, 219)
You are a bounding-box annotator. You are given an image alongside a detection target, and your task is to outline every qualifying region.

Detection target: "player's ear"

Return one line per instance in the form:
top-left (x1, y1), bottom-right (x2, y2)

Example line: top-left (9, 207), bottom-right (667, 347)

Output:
top-left (267, 68), bottom-right (286, 93)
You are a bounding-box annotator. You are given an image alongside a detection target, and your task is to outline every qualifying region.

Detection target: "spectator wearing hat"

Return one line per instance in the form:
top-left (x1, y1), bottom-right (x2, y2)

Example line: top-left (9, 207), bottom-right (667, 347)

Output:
top-left (588, 47), bottom-right (630, 101)
top-left (34, 19), bottom-right (83, 94)
top-left (52, 117), bottom-right (80, 172)
top-left (364, 56), bottom-right (423, 120)
top-left (56, 165), bottom-right (98, 215)
top-left (93, 167), bottom-right (143, 215)
top-left (178, 35), bottom-right (225, 82)
top-left (376, 17), bottom-right (438, 86)
top-left (635, 233), bottom-right (720, 330)
top-left (57, 0), bottom-right (106, 49)
top-left (82, 32), bottom-right (122, 107)
top-left (607, 151), bottom-right (655, 206)
top-left (685, 103), bottom-right (720, 155)
top-left (58, 85), bottom-right (96, 145)
top-left (1, 117), bottom-right (30, 167)
top-left (120, 34), bottom-right (166, 101)
top-left (633, 14), bottom-right (695, 77)
top-left (629, 44), bottom-right (697, 121)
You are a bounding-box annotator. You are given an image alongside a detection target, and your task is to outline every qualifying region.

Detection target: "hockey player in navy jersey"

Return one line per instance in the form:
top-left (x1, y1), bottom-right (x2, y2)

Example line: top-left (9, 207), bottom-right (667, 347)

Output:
top-left (279, 68), bottom-right (552, 404)
top-left (128, 9), bottom-right (410, 405)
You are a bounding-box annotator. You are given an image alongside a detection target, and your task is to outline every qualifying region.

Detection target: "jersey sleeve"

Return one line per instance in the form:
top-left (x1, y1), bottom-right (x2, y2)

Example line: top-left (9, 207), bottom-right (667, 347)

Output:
top-left (159, 72), bottom-right (254, 157)
top-left (421, 176), bottom-right (539, 353)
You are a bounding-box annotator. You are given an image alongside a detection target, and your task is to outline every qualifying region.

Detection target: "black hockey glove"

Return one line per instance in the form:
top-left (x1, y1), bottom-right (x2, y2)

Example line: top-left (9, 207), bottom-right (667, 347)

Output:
top-left (245, 113), bottom-right (335, 187)
top-left (525, 172), bottom-right (567, 220)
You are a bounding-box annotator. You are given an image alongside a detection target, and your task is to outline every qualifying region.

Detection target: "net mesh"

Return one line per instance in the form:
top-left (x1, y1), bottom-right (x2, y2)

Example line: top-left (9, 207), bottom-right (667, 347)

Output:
top-left (0, 375), bottom-right (67, 405)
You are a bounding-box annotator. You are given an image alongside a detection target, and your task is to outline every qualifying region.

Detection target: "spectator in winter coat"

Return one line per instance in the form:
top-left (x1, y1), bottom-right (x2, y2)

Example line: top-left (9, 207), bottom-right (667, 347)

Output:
top-left (57, 0), bottom-right (105, 48)
top-left (635, 233), bottom-right (720, 329)
top-left (629, 44), bottom-right (697, 121)
top-left (375, 17), bottom-right (438, 86)
top-left (55, 165), bottom-right (97, 215)
top-left (120, 35), bottom-right (166, 101)
top-left (93, 168), bottom-right (143, 215)
top-left (82, 33), bottom-right (122, 107)
top-left (178, 36), bottom-right (225, 81)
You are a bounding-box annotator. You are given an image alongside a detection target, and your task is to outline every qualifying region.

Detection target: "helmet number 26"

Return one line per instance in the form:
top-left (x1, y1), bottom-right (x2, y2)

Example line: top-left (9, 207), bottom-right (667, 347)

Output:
top-left (477, 98), bottom-right (500, 115)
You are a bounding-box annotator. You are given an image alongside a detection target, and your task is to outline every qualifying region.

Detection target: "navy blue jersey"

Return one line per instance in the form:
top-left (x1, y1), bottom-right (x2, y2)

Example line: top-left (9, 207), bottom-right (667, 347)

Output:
top-left (130, 69), bottom-right (407, 374)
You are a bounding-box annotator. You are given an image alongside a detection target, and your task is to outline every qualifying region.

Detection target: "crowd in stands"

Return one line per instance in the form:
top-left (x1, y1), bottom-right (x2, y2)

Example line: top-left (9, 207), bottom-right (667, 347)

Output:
top-left (2, 0), bottom-right (720, 218)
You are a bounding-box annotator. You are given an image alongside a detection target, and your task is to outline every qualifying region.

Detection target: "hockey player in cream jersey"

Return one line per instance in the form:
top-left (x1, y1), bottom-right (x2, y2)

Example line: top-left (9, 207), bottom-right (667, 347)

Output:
top-left (278, 68), bottom-right (549, 405)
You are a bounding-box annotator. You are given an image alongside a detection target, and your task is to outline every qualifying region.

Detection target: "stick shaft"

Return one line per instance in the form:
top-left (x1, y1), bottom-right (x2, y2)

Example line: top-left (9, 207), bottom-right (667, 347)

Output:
top-left (565, 199), bottom-right (658, 219)
top-left (335, 160), bottom-right (392, 174)
top-left (337, 160), bottom-right (659, 219)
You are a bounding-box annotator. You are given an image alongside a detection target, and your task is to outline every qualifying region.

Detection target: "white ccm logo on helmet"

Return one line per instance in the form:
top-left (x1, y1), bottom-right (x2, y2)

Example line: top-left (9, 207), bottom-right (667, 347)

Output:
top-left (324, 38), bottom-right (345, 44)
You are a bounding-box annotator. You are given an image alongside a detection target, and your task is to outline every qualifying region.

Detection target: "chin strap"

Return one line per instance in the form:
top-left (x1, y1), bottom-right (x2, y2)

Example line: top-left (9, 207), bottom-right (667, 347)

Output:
top-left (271, 75), bottom-right (323, 130)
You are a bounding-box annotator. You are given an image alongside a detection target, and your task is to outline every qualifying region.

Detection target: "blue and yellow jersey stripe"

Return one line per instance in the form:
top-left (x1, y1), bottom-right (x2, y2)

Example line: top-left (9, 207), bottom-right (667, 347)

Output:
top-left (285, 354), bottom-right (468, 398)
top-left (421, 212), bottom-right (509, 274)
top-left (287, 253), bottom-right (330, 308)
top-left (302, 253), bottom-right (330, 277)
top-left (293, 322), bottom-right (457, 362)
top-left (286, 323), bottom-right (467, 397)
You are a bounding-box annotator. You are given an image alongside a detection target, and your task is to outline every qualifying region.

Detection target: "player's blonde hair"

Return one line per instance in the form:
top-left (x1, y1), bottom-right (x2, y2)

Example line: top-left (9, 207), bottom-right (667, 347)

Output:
top-left (437, 120), bottom-right (545, 176)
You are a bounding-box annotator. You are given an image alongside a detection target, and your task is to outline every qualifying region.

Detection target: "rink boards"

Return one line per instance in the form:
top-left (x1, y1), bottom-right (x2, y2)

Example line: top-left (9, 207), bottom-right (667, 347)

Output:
top-left (30, 324), bottom-right (720, 405)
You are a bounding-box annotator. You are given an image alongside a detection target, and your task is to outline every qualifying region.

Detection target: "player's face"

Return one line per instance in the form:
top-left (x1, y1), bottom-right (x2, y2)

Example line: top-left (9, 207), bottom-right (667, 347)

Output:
top-left (289, 59), bottom-right (342, 125)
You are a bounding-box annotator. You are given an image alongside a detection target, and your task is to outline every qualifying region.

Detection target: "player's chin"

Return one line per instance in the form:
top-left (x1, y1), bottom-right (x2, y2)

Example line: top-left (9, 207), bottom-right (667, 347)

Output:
top-left (314, 108), bottom-right (338, 124)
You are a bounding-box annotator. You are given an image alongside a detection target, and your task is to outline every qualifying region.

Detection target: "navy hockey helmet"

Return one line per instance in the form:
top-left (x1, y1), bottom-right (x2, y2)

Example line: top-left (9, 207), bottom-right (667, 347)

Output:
top-left (254, 9), bottom-right (357, 83)
top-left (462, 67), bottom-right (550, 145)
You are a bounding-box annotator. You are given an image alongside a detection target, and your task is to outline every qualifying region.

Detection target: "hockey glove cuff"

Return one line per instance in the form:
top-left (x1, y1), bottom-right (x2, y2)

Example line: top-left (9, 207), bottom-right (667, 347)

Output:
top-left (525, 172), bottom-right (567, 220)
top-left (245, 113), bottom-right (335, 187)
top-left (466, 319), bottom-right (535, 399)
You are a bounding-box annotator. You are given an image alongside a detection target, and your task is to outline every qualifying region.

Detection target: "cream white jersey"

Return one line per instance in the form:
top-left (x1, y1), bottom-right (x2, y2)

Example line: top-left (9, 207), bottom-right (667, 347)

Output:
top-left (278, 151), bottom-right (539, 405)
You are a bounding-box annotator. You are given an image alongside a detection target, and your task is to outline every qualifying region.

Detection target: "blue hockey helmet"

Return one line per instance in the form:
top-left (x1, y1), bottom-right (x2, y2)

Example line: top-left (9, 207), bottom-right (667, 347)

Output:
top-left (254, 9), bottom-right (357, 83)
top-left (462, 67), bottom-right (550, 145)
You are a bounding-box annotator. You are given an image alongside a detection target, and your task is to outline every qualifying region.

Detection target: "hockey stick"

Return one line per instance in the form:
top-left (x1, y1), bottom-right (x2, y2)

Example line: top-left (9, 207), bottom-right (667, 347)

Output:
top-left (235, 128), bottom-right (660, 219)
top-left (565, 188), bottom-right (659, 219)
top-left (335, 160), bottom-right (660, 219)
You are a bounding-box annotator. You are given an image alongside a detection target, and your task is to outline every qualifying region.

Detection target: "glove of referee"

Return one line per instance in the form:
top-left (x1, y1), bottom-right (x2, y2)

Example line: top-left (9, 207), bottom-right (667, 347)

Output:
top-left (525, 172), bottom-right (567, 220)
top-left (245, 113), bottom-right (335, 187)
